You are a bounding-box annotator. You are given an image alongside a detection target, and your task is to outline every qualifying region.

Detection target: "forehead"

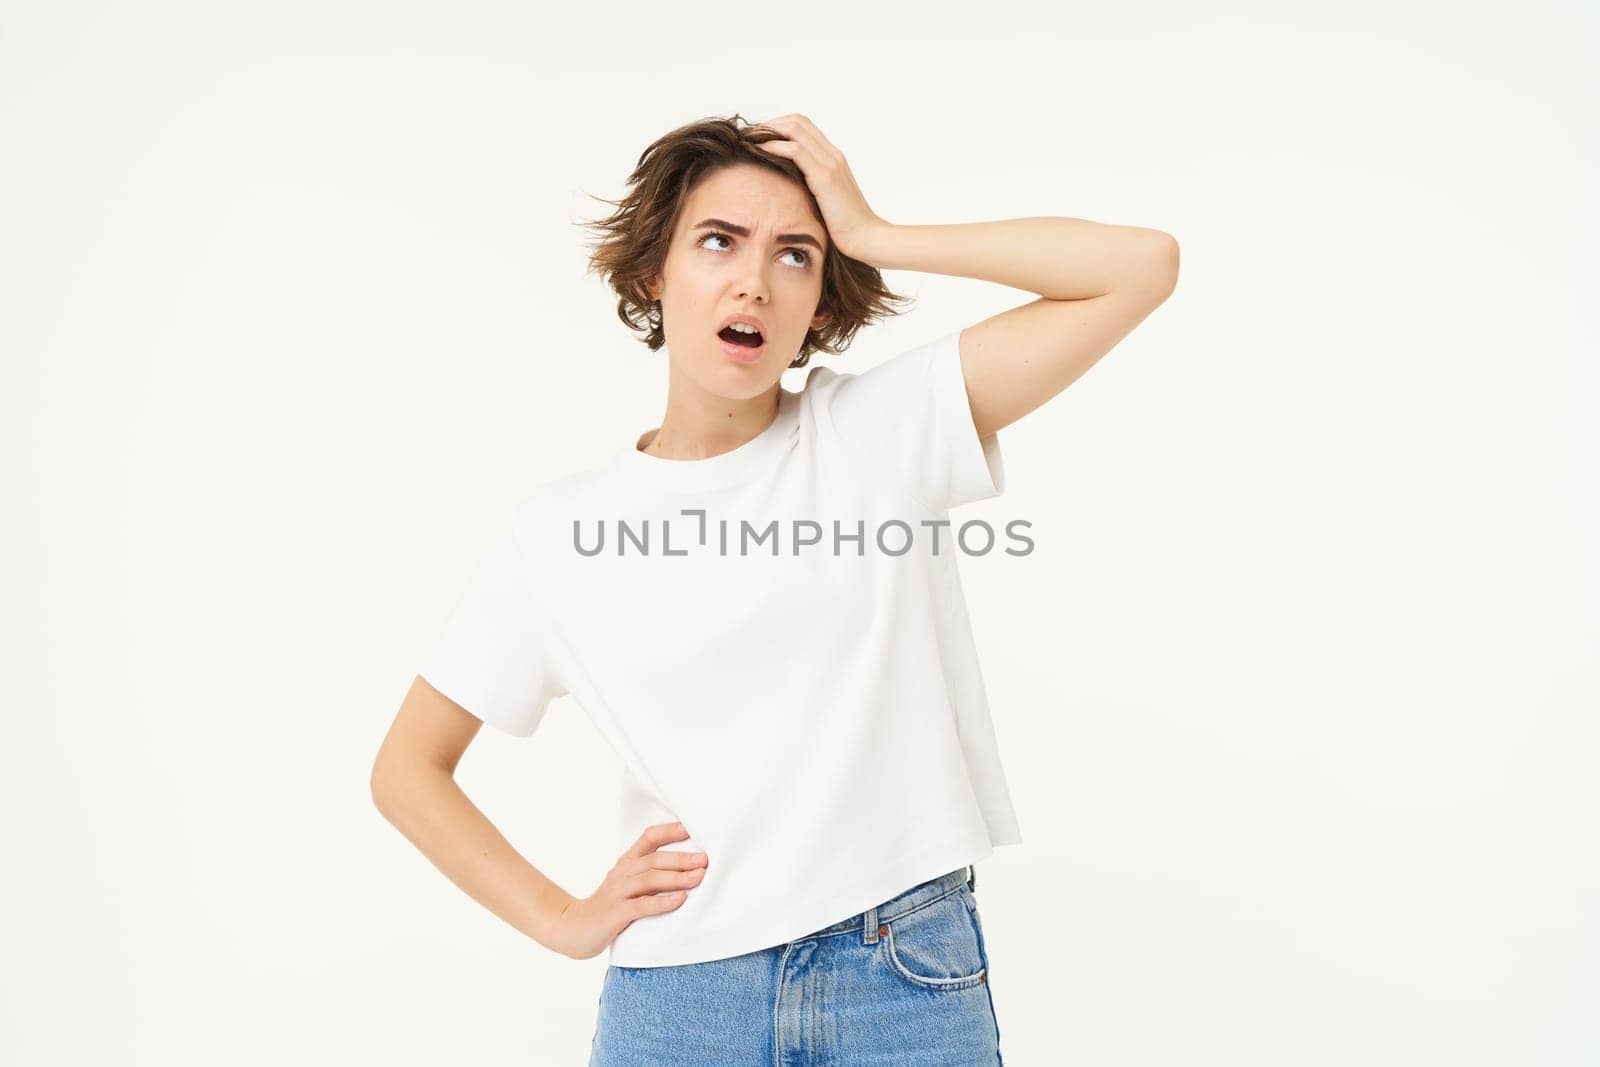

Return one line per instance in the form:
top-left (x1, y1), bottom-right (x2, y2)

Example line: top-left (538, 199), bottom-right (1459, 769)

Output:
top-left (678, 164), bottom-right (819, 235)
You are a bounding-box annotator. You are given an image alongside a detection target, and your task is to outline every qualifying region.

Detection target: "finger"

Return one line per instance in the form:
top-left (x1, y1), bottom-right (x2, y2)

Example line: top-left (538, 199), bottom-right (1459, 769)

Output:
top-left (785, 114), bottom-right (842, 161)
top-left (751, 116), bottom-right (790, 143)
top-left (759, 116), bottom-right (821, 160)
top-left (766, 114), bottom-right (842, 165)
top-left (632, 890), bottom-right (688, 918)
top-left (623, 820), bottom-right (689, 859)
top-left (622, 862), bottom-right (706, 899)
top-left (758, 132), bottom-right (828, 179)
top-left (645, 847), bottom-right (708, 869)
top-left (640, 838), bottom-right (707, 873)
top-left (624, 847), bottom-right (705, 878)
top-left (757, 115), bottom-right (818, 154)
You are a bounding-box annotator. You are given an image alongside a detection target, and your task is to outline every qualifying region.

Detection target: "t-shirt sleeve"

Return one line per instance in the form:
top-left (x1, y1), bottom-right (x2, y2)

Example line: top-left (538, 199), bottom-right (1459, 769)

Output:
top-left (418, 518), bottom-right (566, 737)
top-left (822, 329), bottom-right (1005, 513)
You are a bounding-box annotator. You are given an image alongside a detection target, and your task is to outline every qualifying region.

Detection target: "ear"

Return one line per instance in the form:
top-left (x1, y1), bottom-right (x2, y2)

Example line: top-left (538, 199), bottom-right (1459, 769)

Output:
top-left (642, 267), bottom-right (665, 303)
top-left (811, 307), bottom-right (832, 330)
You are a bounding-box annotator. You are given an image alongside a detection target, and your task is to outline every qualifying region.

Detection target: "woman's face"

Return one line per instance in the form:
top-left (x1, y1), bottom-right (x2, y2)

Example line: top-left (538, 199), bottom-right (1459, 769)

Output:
top-left (645, 163), bottom-right (832, 398)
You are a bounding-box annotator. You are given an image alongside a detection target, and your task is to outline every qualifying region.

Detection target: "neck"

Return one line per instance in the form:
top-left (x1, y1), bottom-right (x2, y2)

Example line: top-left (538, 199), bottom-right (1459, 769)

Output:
top-left (639, 383), bottom-right (781, 461)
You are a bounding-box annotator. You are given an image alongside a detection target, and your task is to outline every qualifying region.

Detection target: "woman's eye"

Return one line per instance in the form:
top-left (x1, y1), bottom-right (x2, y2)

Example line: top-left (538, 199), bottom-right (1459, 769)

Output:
top-left (699, 231), bottom-right (810, 268)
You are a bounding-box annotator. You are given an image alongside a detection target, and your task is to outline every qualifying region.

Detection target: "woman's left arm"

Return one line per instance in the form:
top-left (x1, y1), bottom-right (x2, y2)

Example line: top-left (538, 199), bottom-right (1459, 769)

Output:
top-left (850, 215), bottom-right (1176, 304)
top-left (752, 114), bottom-right (1179, 440)
top-left (852, 218), bottom-right (1180, 440)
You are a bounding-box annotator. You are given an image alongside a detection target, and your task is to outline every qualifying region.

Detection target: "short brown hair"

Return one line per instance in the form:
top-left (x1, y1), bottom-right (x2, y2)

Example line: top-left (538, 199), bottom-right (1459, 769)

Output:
top-left (577, 113), bottom-right (913, 369)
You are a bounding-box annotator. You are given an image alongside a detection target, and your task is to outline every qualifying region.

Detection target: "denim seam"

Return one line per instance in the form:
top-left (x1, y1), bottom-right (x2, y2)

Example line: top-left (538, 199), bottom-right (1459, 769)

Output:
top-left (882, 921), bottom-right (987, 989)
top-left (821, 875), bottom-right (968, 945)
top-left (773, 939), bottom-right (800, 1065)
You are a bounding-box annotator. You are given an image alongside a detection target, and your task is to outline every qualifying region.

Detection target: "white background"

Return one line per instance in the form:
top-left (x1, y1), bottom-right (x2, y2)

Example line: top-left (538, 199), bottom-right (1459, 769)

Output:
top-left (5, 2), bottom-right (1595, 1064)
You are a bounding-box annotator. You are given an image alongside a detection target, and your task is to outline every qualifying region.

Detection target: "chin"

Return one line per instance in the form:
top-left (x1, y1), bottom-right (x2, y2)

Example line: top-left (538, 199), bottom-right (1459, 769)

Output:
top-left (699, 361), bottom-right (780, 398)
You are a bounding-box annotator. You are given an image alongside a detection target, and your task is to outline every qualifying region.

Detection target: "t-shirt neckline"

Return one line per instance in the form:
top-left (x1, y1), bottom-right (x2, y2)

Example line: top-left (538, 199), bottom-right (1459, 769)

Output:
top-left (613, 383), bottom-right (801, 492)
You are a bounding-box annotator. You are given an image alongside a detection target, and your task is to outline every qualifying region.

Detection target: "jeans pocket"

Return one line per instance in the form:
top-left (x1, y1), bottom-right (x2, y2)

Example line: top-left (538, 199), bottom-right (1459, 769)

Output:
top-left (881, 889), bottom-right (988, 991)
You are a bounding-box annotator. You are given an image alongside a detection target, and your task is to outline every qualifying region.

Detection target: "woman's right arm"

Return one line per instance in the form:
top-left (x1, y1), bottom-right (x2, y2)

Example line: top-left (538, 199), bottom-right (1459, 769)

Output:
top-left (370, 675), bottom-right (574, 950)
top-left (369, 675), bottom-right (707, 960)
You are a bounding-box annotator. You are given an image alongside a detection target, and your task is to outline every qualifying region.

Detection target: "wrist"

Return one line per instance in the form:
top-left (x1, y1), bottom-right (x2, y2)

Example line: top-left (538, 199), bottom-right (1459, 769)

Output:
top-left (841, 218), bottom-right (895, 265)
top-left (527, 883), bottom-right (577, 949)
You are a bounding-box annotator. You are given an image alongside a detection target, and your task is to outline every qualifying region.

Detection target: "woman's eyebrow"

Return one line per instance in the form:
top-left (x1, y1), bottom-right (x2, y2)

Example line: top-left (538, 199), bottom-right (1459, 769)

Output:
top-left (691, 217), bottom-right (825, 253)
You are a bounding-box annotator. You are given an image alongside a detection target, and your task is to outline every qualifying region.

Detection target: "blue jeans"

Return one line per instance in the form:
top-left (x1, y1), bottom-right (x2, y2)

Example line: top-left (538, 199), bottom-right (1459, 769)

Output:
top-left (588, 865), bottom-right (1003, 1065)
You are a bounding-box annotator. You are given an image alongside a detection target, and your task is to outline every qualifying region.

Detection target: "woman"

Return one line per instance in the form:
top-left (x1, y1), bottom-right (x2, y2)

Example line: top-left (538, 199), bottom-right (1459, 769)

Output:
top-left (371, 112), bottom-right (1179, 1065)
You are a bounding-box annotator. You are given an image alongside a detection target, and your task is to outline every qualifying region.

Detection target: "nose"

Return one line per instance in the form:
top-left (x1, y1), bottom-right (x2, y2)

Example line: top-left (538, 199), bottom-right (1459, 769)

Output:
top-left (733, 266), bottom-right (770, 305)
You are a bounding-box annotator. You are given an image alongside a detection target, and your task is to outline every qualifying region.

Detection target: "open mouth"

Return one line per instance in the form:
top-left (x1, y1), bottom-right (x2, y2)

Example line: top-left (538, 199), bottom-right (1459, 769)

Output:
top-left (718, 324), bottom-right (765, 348)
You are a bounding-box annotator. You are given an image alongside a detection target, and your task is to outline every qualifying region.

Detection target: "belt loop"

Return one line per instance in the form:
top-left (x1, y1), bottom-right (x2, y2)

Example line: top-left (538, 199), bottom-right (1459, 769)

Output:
top-left (969, 864), bottom-right (978, 891)
top-left (863, 904), bottom-right (880, 944)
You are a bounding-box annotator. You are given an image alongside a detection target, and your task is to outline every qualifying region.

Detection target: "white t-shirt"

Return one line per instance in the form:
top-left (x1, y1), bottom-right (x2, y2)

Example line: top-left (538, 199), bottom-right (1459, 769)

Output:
top-left (419, 329), bottom-right (1023, 967)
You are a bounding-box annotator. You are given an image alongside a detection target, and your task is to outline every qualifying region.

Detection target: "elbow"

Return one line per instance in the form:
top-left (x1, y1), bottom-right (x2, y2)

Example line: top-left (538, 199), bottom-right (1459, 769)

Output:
top-left (1145, 228), bottom-right (1179, 274)
top-left (370, 755), bottom-right (402, 820)
top-left (371, 749), bottom-right (456, 821)
top-left (1130, 231), bottom-right (1179, 300)
top-left (369, 765), bottom-right (391, 818)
